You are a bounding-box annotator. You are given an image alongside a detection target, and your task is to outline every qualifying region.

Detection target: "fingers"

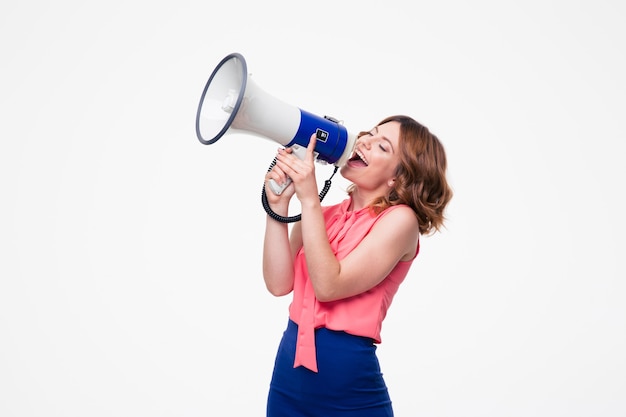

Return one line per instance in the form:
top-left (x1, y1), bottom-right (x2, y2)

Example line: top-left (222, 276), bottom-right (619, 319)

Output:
top-left (267, 136), bottom-right (319, 202)
top-left (273, 135), bottom-right (317, 182)
top-left (275, 147), bottom-right (302, 176)
top-left (305, 133), bottom-right (317, 162)
top-left (266, 158), bottom-right (289, 186)
top-left (265, 163), bottom-right (295, 201)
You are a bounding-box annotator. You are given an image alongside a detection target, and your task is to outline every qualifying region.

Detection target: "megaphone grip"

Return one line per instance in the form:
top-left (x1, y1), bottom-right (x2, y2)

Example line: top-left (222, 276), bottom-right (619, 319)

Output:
top-left (269, 178), bottom-right (292, 195)
top-left (267, 144), bottom-right (311, 195)
top-left (262, 159), bottom-right (338, 224)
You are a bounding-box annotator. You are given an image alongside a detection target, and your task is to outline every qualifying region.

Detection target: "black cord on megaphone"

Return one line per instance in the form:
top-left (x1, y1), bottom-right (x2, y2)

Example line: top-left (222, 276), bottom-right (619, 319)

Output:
top-left (261, 158), bottom-right (338, 223)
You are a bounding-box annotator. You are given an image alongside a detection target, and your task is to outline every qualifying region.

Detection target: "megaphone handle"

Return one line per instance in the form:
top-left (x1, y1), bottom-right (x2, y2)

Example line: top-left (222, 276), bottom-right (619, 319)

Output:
top-left (262, 161), bottom-right (338, 224)
top-left (267, 144), bottom-right (314, 195)
top-left (268, 177), bottom-right (292, 195)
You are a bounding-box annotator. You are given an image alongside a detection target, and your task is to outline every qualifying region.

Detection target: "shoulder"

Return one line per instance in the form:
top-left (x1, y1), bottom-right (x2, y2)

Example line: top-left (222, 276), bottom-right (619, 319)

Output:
top-left (368, 205), bottom-right (419, 261)
top-left (370, 205), bottom-right (419, 238)
top-left (377, 204), bottom-right (418, 226)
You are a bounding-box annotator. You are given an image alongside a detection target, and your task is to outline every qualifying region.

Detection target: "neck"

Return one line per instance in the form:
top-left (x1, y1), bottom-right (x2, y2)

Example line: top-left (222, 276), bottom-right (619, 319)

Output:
top-left (349, 188), bottom-right (379, 211)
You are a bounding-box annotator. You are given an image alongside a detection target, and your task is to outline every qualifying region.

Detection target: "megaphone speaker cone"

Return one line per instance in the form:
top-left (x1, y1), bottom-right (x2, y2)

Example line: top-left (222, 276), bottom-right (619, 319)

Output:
top-left (195, 53), bottom-right (247, 145)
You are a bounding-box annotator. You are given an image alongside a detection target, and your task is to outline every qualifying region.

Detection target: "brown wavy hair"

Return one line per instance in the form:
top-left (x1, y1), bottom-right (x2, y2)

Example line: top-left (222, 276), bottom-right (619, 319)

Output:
top-left (348, 115), bottom-right (453, 235)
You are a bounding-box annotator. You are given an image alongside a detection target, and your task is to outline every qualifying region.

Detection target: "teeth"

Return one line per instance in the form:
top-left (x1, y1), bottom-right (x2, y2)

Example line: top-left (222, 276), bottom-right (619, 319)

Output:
top-left (355, 149), bottom-right (368, 165)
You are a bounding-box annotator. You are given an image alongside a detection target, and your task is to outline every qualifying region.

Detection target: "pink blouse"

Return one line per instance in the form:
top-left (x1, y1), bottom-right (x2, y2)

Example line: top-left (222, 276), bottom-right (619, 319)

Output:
top-left (289, 198), bottom-right (419, 372)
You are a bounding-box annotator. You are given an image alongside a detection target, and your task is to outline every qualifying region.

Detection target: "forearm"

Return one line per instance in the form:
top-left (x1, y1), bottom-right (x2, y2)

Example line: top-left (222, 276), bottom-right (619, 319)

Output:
top-left (263, 204), bottom-right (295, 296)
top-left (299, 199), bottom-right (340, 301)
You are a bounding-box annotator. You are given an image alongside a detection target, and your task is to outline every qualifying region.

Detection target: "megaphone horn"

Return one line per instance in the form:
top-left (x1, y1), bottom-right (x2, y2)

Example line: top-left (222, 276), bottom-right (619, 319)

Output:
top-left (195, 53), bottom-right (357, 198)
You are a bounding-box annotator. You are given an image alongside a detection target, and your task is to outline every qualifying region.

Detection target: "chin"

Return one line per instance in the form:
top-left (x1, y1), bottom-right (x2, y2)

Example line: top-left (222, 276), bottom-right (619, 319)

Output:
top-left (340, 165), bottom-right (361, 182)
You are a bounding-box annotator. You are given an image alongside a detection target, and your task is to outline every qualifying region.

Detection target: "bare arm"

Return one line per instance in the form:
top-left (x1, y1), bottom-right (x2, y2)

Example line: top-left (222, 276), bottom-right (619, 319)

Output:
top-left (262, 213), bottom-right (295, 296)
top-left (300, 202), bottom-right (418, 301)
top-left (262, 151), bottom-right (301, 296)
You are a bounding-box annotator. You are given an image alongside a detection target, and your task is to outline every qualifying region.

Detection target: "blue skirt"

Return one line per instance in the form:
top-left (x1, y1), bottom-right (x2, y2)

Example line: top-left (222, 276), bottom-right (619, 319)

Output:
top-left (266, 319), bottom-right (393, 417)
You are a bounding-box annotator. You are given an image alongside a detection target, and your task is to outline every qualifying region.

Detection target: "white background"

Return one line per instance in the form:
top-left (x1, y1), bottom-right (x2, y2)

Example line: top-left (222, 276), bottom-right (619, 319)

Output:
top-left (1, 1), bottom-right (624, 416)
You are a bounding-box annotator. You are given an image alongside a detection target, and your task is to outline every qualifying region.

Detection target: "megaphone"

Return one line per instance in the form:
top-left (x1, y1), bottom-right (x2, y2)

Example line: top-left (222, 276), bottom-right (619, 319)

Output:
top-left (195, 52), bottom-right (357, 198)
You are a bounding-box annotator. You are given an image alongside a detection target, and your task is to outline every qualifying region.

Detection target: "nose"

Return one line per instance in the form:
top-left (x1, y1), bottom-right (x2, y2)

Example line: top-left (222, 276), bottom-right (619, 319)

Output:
top-left (358, 134), bottom-right (373, 149)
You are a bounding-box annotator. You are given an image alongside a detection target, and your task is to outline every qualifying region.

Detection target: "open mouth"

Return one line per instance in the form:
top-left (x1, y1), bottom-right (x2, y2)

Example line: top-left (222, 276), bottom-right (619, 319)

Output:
top-left (348, 149), bottom-right (368, 167)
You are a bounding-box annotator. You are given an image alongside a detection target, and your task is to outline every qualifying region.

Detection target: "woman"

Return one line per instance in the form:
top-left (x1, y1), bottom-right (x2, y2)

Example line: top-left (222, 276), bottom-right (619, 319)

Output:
top-left (263, 115), bottom-right (452, 416)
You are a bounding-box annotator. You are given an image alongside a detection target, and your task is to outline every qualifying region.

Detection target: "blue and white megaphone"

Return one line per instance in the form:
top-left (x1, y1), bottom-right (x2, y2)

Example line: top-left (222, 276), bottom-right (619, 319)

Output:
top-left (195, 52), bottom-right (357, 196)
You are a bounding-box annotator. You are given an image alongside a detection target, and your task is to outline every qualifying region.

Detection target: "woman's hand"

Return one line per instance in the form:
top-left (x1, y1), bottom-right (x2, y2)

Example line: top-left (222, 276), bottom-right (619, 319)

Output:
top-left (264, 148), bottom-right (297, 213)
top-left (274, 133), bottom-right (319, 207)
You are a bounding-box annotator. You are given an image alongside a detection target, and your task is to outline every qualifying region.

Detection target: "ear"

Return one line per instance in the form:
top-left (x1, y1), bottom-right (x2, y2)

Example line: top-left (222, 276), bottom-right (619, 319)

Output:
top-left (387, 178), bottom-right (395, 187)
